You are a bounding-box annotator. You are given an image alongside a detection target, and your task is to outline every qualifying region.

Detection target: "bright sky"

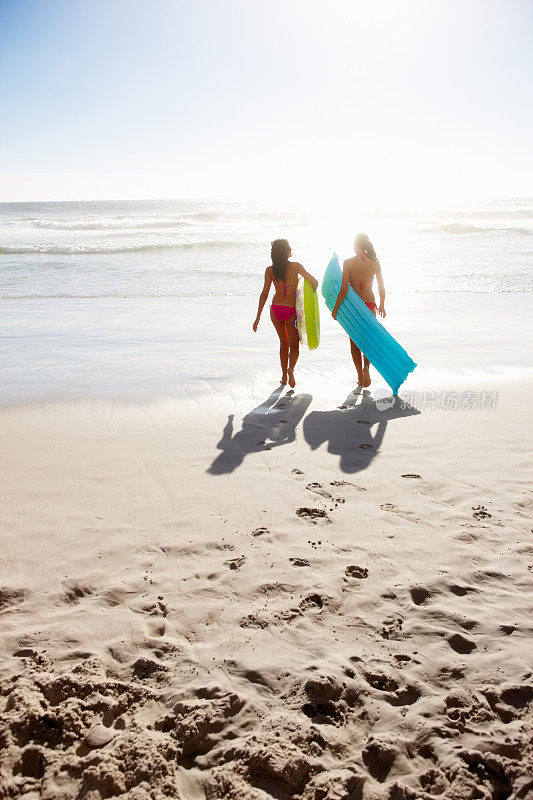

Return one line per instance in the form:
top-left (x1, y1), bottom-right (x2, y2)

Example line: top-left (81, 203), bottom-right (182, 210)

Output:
top-left (1, 0), bottom-right (532, 203)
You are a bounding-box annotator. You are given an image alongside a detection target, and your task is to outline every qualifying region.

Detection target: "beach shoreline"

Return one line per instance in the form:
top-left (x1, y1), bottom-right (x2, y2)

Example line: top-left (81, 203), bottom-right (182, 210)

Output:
top-left (1, 292), bottom-right (531, 407)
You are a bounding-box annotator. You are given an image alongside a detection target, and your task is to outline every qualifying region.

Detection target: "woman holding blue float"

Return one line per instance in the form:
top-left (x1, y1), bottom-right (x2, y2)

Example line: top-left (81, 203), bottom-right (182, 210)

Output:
top-left (253, 239), bottom-right (318, 388)
top-left (323, 235), bottom-right (416, 396)
top-left (330, 233), bottom-right (386, 388)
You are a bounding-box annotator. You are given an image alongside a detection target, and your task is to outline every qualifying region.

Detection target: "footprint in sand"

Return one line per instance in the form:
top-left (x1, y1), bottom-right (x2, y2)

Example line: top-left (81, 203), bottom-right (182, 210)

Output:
top-left (140, 599), bottom-right (167, 617)
top-left (292, 468), bottom-right (304, 475)
top-left (299, 593), bottom-right (326, 611)
top-left (344, 565), bottom-right (369, 579)
top-left (289, 557), bottom-right (310, 567)
top-left (13, 648), bottom-right (38, 658)
top-left (240, 613), bottom-right (269, 629)
top-left (252, 527), bottom-right (269, 537)
top-left (224, 556), bottom-right (246, 571)
top-left (364, 672), bottom-right (400, 692)
top-left (449, 584), bottom-right (477, 596)
top-left (447, 633), bottom-right (477, 654)
top-left (364, 671), bottom-right (421, 706)
top-left (381, 615), bottom-right (403, 639)
top-left (402, 473), bottom-right (422, 479)
top-left (482, 683), bottom-right (533, 723)
top-left (0, 587), bottom-right (27, 611)
top-left (62, 581), bottom-right (96, 604)
top-left (394, 654), bottom-right (411, 666)
top-left (455, 530), bottom-right (481, 543)
top-left (330, 480), bottom-right (366, 492)
top-left (296, 508), bottom-right (330, 524)
top-left (306, 482), bottom-right (333, 499)
top-left (472, 505), bottom-right (492, 520)
top-left (359, 443), bottom-right (374, 450)
top-left (380, 503), bottom-right (418, 522)
top-left (410, 586), bottom-right (431, 605)
top-left (299, 674), bottom-right (358, 726)
top-left (132, 656), bottom-right (170, 682)
top-left (362, 737), bottom-right (398, 781)
top-left (306, 483), bottom-right (349, 512)
top-left (500, 625), bottom-right (517, 636)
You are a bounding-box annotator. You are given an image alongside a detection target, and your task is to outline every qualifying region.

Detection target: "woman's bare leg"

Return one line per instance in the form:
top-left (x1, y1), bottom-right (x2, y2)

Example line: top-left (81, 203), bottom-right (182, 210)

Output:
top-left (350, 339), bottom-right (364, 385)
top-left (286, 315), bottom-right (299, 388)
top-left (362, 356), bottom-right (371, 387)
top-left (362, 307), bottom-right (376, 387)
top-left (270, 310), bottom-right (289, 383)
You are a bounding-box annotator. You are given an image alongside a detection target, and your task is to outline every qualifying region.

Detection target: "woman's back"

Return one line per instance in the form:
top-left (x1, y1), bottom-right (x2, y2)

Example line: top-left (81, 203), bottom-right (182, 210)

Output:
top-left (270, 261), bottom-right (300, 307)
top-left (344, 254), bottom-right (378, 303)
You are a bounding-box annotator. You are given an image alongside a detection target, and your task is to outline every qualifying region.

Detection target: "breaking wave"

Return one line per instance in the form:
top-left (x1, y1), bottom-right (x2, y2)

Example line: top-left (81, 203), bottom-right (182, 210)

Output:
top-left (436, 209), bottom-right (533, 221)
top-left (33, 218), bottom-right (193, 231)
top-left (28, 210), bottom-right (308, 230)
top-left (0, 240), bottom-right (259, 255)
top-left (421, 223), bottom-right (531, 235)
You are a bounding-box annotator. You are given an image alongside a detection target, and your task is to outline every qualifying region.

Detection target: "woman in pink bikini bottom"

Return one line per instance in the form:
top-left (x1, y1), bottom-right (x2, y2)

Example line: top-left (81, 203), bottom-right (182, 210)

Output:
top-left (253, 239), bottom-right (318, 387)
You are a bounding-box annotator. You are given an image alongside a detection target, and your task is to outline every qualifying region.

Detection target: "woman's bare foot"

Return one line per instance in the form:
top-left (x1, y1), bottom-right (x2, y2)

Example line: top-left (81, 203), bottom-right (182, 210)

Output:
top-left (281, 372), bottom-right (288, 385)
top-left (287, 367), bottom-right (296, 388)
top-left (362, 366), bottom-right (371, 387)
top-left (357, 372), bottom-right (364, 386)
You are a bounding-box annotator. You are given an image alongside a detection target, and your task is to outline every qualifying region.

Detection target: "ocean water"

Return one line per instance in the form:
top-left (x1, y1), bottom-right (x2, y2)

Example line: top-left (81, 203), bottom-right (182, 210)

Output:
top-left (1, 198), bottom-right (532, 404)
top-left (1, 197), bottom-right (532, 299)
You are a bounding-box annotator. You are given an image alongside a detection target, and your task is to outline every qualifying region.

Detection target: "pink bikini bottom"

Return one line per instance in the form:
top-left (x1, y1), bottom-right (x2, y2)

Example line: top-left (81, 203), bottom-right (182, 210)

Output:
top-left (271, 304), bottom-right (296, 322)
top-left (365, 302), bottom-right (377, 314)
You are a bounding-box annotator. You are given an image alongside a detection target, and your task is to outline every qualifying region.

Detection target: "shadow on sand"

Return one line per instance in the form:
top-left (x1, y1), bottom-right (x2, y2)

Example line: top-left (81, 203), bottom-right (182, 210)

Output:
top-left (303, 388), bottom-right (420, 474)
top-left (208, 386), bottom-right (313, 475)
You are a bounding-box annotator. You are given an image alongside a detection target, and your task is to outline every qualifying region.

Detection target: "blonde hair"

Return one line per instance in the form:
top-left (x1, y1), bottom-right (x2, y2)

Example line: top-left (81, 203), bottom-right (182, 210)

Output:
top-left (355, 233), bottom-right (378, 262)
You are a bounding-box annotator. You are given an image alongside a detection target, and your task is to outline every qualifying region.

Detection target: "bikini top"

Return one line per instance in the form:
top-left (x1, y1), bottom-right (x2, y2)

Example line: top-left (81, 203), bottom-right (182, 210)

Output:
top-left (273, 274), bottom-right (298, 297)
top-left (282, 281), bottom-right (298, 297)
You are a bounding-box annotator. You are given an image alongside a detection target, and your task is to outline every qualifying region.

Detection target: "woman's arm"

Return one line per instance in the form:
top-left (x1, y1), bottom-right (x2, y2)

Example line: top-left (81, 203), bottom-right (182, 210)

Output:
top-left (331, 262), bottom-right (350, 319)
top-left (296, 263), bottom-right (319, 293)
top-left (375, 262), bottom-right (386, 318)
top-left (253, 268), bottom-right (272, 331)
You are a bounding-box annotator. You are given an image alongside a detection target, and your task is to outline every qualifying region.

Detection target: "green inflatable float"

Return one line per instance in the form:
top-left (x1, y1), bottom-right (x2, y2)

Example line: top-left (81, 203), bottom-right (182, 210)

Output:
top-left (296, 278), bottom-right (320, 350)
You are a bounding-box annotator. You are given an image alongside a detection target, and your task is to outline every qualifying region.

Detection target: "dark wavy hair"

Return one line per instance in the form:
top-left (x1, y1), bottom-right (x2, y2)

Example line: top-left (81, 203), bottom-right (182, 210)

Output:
top-left (355, 233), bottom-right (378, 262)
top-left (271, 238), bottom-right (291, 281)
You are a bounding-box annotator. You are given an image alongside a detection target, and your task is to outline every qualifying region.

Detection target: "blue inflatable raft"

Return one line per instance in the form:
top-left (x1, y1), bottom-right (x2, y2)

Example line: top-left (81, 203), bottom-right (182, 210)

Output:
top-left (322, 253), bottom-right (416, 394)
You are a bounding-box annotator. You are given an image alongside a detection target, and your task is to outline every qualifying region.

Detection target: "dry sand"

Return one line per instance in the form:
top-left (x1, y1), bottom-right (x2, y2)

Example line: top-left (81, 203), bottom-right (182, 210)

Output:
top-left (1, 379), bottom-right (532, 800)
